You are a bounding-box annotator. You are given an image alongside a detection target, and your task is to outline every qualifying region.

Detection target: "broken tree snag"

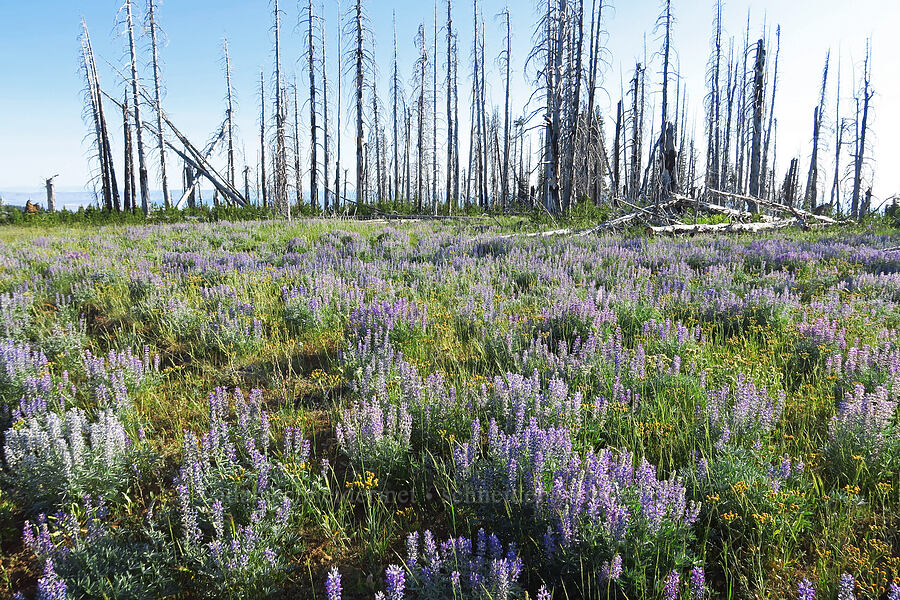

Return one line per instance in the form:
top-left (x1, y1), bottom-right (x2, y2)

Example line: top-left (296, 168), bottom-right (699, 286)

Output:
top-left (45, 175), bottom-right (58, 212)
top-left (648, 219), bottom-right (797, 236)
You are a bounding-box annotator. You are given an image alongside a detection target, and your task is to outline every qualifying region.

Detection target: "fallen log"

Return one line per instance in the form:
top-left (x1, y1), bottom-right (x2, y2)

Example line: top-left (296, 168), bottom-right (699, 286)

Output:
top-left (648, 219), bottom-right (798, 236)
top-left (706, 188), bottom-right (839, 224)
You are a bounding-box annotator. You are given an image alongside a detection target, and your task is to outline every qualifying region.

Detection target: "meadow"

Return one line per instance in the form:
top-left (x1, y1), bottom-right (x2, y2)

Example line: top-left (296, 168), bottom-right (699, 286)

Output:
top-left (0, 218), bottom-right (898, 600)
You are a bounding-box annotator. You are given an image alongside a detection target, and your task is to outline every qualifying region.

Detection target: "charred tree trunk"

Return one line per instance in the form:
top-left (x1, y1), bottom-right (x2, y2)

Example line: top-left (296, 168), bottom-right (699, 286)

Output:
top-left (748, 38), bottom-right (765, 211)
top-left (760, 26), bottom-right (779, 202)
top-left (354, 0), bottom-right (365, 206)
top-left (850, 41), bottom-right (872, 220)
top-left (308, 0), bottom-right (318, 210)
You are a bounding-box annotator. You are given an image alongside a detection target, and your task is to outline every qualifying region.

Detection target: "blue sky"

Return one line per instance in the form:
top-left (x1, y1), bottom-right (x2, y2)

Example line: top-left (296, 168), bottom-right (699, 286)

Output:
top-left (0, 0), bottom-right (896, 204)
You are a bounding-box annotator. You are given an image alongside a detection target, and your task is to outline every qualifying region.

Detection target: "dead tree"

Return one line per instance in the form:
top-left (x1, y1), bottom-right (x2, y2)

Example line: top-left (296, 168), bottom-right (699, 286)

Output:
top-left (392, 12), bottom-right (401, 200)
top-left (445, 0), bottom-right (455, 210)
top-left (629, 62), bottom-right (644, 200)
top-left (307, 0), bottom-right (318, 210)
top-left (759, 26), bottom-right (779, 202)
top-left (273, 0), bottom-right (289, 217)
top-left (123, 91), bottom-right (135, 212)
top-left (748, 38), bottom-right (765, 211)
top-left (223, 38), bottom-right (237, 189)
top-left (850, 40), bottom-right (873, 220)
top-left (658, 0), bottom-right (675, 205)
top-left (125, 0), bottom-right (150, 214)
top-left (721, 39), bottom-right (736, 191)
top-left (335, 1), bottom-right (343, 211)
top-left (432, 0), bottom-right (439, 214)
top-left (451, 31), bottom-right (460, 209)
top-left (803, 51), bottom-right (830, 210)
top-left (259, 69), bottom-right (268, 208)
top-left (585, 0), bottom-right (605, 204)
top-left (353, 0), bottom-right (366, 205)
top-left (80, 21), bottom-right (119, 212)
top-left (321, 14), bottom-right (330, 212)
top-left (830, 54), bottom-right (843, 212)
top-left (705, 0), bottom-right (722, 190)
top-left (500, 8), bottom-right (512, 211)
top-left (147, 0), bottom-right (170, 209)
top-left (293, 77), bottom-right (303, 209)
top-left (45, 175), bottom-right (58, 212)
top-left (415, 24), bottom-right (428, 211)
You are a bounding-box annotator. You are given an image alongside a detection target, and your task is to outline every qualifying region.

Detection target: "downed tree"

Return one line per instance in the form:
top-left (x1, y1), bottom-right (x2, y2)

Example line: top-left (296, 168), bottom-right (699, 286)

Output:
top-left (648, 219), bottom-right (797, 236)
top-left (706, 188), bottom-right (840, 224)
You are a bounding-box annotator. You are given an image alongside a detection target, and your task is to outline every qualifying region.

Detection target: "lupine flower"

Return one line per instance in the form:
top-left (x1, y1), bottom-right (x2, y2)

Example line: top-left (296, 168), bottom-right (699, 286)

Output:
top-left (663, 570), bottom-right (680, 600)
top-left (837, 574), bottom-right (856, 600)
top-left (37, 559), bottom-right (67, 600)
top-left (888, 583), bottom-right (900, 600)
top-left (385, 564), bottom-right (406, 600)
top-left (690, 566), bottom-right (706, 599)
top-left (797, 578), bottom-right (815, 600)
top-left (325, 566), bottom-right (342, 600)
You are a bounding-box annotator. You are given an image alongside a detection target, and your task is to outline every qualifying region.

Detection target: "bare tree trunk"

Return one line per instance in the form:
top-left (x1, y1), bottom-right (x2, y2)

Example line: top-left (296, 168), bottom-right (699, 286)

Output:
top-left (335, 0), bottom-right (342, 211)
top-left (393, 12), bottom-right (401, 200)
top-left (223, 37), bottom-right (236, 189)
top-left (748, 38), bottom-right (765, 211)
top-left (705, 0), bottom-right (722, 190)
top-left (850, 40), bottom-right (872, 220)
top-left (321, 15), bottom-right (330, 212)
top-left (308, 0), bottom-right (318, 210)
top-left (354, 0), bottom-right (365, 205)
top-left (432, 0), bottom-right (439, 214)
top-left (147, 0), bottom-right (170, 209)
top-left (830, 55), bottom-right (842, 213)
top-left (721, 40), bottom-right (736, 192)
top-left (452, 34), bottom-right (460, 209)
top-left (500, 8), bottom-right (512, 211)
top-left (126, 0), bottom-right (150, 215)
top-left (45, 176), bottom-right (57, 212)
top-left (123, 91), bottom-right (135, 213)
top-left (445, 0), bottom-right (454, 211)
top-left (585, 0), bottom-right (604, 203)
top-left (293, 77), bottom-right (303, 209)
top-left (760, 26), bottom-right (779, 202)
top-left (804, 51), bottom-right (830, 210)
top-left (274, 0), bottom-right (289, 217)
top-left (259, 69), bottom-right (268, 208)
top-left (658, 0), bottom-right (673, 209)
top-left (416, 24), bottom-right (427, 212)
top-left (629, 63), bottom-right (643, 199)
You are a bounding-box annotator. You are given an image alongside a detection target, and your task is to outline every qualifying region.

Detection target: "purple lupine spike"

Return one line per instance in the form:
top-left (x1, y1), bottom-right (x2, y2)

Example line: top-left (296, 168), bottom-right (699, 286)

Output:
top-left (663, 570), bottom-right (680, 600)
top-left (837, 574), bottom-right (856, 600)
top-left (797, 578), bottom-right (816, 600)
top-left (385, 564), bottom-right (405, 600)
top-left (325, 567), bottom-right (342, 600)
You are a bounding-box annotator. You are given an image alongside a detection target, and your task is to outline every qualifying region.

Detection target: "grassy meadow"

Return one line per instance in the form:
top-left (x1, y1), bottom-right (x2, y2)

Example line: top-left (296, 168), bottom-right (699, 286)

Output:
top-left (0, 219), bottom-right (898, 599)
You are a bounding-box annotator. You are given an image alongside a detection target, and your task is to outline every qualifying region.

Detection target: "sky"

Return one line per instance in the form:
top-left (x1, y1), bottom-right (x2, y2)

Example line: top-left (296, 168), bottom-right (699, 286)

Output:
top-left (0, 0), bottom-right (897, 207)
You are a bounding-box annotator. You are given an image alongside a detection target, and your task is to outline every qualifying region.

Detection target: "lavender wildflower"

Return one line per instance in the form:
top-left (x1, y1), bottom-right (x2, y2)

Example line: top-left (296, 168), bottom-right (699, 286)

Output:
top-left (325, 566), bottom-right (342, 600)
top-left (798, 578), bottom-right (815, 600)
top-left (663, 570), bottom-right (680, 600)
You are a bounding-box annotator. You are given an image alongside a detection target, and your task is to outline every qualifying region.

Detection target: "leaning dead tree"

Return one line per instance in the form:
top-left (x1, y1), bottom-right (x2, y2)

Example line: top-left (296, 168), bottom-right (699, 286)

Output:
top-left (80, 20), bottom-right (119, 212)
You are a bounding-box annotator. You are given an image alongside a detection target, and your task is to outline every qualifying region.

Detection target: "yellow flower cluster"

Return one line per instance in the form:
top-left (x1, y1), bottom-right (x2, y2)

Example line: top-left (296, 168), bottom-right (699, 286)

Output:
top-left (346, 471), bottom-right (378, 490)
